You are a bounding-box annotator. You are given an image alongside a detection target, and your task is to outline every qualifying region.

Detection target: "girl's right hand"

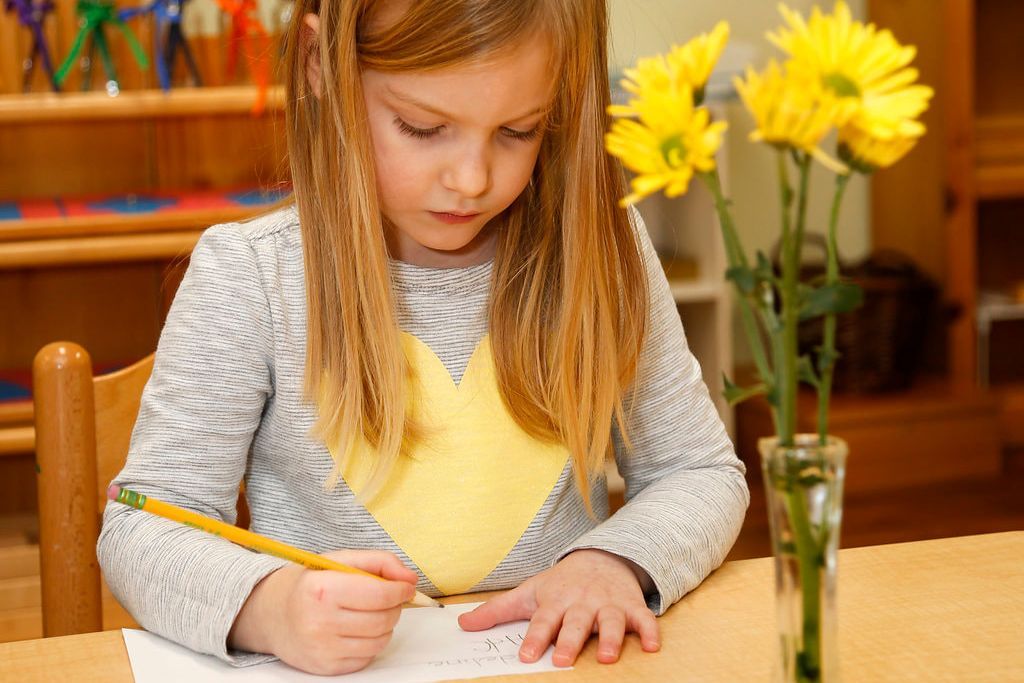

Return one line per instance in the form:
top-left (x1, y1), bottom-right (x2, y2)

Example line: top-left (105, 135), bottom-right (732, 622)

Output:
top-left (228, 550), bottom-right (419, 675)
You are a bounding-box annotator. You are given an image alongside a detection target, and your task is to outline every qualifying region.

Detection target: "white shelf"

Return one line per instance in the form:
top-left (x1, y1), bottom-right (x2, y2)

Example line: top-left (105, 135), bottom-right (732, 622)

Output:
top-left (976, 292), bottom-right (1024, 386)
top-left (977, 298), bottom-right (1024, 329)
top-left (670, 279), bottom-right (726, 304)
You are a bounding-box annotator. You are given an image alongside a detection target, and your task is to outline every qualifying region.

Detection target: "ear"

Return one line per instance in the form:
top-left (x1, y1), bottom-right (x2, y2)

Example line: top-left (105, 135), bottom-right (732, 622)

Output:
top-left (302, 13), bottom-right (323, 99)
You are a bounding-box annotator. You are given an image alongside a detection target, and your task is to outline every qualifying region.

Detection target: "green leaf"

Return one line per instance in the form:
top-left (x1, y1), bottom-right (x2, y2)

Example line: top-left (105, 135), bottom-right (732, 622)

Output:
top-left (775, 539), bottom-right (798, 556)
top-left (754, 251), bottom-right (777, 281)
top-left (814, 346), bottom-right (841, 373)
top-left (799, 281), bottom-right (864, 321)
top-left (722, 374), bottom-right (768, 406)
top-left (726, 265), bottom-right (756, 295)
top-left (797, 355), bottom-right (820, 388)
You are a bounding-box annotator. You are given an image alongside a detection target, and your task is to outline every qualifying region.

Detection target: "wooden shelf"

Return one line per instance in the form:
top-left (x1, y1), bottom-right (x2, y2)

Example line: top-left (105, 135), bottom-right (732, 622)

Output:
top-left (0, 403), bottom-right (33, 458)
top-left (0, 204), bottom-right (280, 268)
top-left (735, 376), bottom-right (1003, 494)
top-left (0, 204), bottom-right (269, 242)
top-left (995, 383), bottom-right (1024, 446)
top-left (0, 231), bottom-right (203, 269)
top-left (0, 197), bottom-right (287, 269)
top-left (975, 115), bottom-right (1024, 199)
top-left (0, 85), bottom-right (285, 125)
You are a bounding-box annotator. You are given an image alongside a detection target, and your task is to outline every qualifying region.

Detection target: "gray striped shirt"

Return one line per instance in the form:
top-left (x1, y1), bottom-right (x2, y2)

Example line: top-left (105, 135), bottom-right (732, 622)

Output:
top-left (97, 206), bottom-right (749, 665)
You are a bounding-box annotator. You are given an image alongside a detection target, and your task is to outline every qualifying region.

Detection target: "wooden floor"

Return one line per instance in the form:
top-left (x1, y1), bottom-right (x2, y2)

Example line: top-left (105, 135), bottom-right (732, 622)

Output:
top-left (727, 448), bottom-right (1024, 561)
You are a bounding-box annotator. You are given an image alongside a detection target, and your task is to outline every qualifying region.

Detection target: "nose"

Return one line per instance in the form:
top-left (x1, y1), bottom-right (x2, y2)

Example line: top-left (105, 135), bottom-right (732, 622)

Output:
top-left (441, 141), bottom-right (491, 198)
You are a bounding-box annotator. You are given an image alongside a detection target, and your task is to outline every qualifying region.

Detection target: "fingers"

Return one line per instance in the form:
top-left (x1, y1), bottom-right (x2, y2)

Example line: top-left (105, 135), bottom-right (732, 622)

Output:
top-left (551, 606), bottom-right (595, 667)
top-left (335, 574), bottom-right (416, 610)
top-left (595, 607), bottom-right (627, 664)
top-left (334, 604), bottom-right (403, 638)
top-left (519, 607), bottom-right (563, 663)
top-left (333, 631), bottom-right (394, 659)
top-left (627, 606), bottom-right (661, 653)
top-left (323, 549), bottom-right (419, 585)
top-left (305, 570), bottom-right (414, 611)
top-left (458, 586), bottom-right (535, 632)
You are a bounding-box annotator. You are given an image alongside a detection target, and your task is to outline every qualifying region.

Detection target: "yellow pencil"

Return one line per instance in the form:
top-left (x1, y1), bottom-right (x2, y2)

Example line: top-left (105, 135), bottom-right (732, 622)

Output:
top-left (107, 484), bottom-right (442, 609)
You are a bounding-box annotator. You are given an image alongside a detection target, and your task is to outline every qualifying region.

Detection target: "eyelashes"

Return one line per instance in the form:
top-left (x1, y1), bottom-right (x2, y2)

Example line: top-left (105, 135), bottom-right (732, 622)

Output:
top-left (393, 116), bottom-right (541, 142)
top-left (395, 117), bottom-right (442, 139)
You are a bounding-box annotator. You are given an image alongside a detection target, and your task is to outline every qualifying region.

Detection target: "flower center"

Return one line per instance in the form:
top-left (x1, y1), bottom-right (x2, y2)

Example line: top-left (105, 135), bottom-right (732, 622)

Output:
top-left (660, 135), bottom-right (689, 167)
top-left (823, 72), bottom-right (861, 98)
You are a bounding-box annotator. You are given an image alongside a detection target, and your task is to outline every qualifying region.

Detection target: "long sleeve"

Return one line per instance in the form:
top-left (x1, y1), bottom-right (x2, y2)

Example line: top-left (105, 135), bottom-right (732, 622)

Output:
top-left (558, 211), bottom-right (750, 614)
top-left (97, 224), bottom-right (289, 665)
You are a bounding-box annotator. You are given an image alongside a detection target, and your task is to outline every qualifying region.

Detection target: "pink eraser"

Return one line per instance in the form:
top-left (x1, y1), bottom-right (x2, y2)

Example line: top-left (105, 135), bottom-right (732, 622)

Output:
top-left (107, 484), bottom-right (121, 501)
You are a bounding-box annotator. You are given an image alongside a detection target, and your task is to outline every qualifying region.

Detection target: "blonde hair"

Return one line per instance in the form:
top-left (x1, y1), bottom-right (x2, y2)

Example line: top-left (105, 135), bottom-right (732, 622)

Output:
top-left (283, 0), bottom-right (648, 513)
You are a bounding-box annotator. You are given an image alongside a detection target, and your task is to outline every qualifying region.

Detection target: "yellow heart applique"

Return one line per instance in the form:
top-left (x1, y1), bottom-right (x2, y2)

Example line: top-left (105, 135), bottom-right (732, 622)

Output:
top-left (335, 333), bottom-right (570, 595)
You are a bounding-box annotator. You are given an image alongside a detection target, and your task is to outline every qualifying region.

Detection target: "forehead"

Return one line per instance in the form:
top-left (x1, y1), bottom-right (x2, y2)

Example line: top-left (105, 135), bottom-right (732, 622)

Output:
top-left (363, 32), bottom-right (555, 123)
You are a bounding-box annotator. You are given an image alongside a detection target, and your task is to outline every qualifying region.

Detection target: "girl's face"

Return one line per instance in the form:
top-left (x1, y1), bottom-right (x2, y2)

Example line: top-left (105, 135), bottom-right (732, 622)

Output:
top-left (360, 34), bottom-right (553, 267)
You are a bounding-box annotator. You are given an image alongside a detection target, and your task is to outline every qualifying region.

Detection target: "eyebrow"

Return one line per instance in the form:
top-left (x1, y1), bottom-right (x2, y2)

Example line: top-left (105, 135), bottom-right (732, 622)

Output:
top-left (385, 86), bottom-right (548, 123)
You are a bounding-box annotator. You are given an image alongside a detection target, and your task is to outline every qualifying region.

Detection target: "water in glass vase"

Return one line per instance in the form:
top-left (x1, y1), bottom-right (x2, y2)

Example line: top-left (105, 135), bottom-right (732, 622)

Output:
top-left (759, 434), bottom-right (848, 683)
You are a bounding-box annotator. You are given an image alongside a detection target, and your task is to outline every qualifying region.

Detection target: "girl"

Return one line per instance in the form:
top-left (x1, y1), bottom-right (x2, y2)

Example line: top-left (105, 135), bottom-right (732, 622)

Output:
top-left (98, 0), bottom-right (749, 676)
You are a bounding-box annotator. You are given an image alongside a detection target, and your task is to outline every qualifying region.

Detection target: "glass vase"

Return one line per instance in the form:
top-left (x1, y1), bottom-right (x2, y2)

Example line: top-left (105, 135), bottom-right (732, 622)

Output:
top-left (759, 434), bottom-right (848, 683)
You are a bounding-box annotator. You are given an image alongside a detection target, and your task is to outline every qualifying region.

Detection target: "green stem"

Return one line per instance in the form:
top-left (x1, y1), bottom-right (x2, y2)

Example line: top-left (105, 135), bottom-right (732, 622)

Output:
top-left (701, 168), bottom-right (749, 269)
top-left (778, 152), bottom-right (794, 253)
top-left (783, 484), bottom-right (823, 683)
top-left (816, 173), bottom-right (852, 445)
top-left (777, 154), bottom-right (811, 447)
top-left (700, 171), bottom-right (776, 406)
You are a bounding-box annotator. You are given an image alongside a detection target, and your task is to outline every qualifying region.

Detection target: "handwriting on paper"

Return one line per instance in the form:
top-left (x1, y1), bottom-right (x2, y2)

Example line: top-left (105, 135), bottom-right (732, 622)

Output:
top-left (123, 601), bottom-right (569, 683)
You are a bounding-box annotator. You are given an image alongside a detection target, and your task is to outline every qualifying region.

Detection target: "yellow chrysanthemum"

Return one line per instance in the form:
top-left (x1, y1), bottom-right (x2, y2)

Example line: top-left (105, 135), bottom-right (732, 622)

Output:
top-left (734, 60), bottom-right (848, 173)
top-left (605, 84), bottom-right (727, 206)
top-left (838, 118), bottom-right (924, 171)
top-left (610, 21), bottom-right (730, 119)
top-left (666, 20), bottom-right (730, 101)
top-left (769, 0), bottom-right (933, 141)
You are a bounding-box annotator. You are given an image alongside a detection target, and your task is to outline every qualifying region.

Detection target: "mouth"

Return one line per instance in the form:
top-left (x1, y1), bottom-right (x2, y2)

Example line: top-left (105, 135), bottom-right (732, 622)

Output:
top-left (429, 211), bottom-right (481, 224)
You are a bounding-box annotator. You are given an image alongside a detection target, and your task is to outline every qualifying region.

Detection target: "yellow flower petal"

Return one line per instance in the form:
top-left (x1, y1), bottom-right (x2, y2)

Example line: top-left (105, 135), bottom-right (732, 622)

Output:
top-left (734, 60), bottom-right (846, 171)
top-left (768, 0), bottom-right (932, 173)
top-left (605, 70), bottom-right (726, 204)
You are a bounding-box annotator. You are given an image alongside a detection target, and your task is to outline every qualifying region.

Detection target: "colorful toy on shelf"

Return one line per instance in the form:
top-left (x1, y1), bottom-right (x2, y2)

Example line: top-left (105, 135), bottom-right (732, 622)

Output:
top-left (275, 0), bottom-right (294, 59)
top-left (4, 0), bottom-right (60, 92)
top-left (55, 0), bottom-right (149, 96)
top-left (119, 0), bottom-right (202, 91)
top-left (277, 0), bottom-right (294, 29)
top-left (217, 0), bottom-right (270, 114)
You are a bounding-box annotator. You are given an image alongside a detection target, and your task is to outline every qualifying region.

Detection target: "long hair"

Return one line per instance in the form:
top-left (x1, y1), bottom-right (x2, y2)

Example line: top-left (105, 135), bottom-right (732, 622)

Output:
top-left (283, 0), bottom-right (648, 512)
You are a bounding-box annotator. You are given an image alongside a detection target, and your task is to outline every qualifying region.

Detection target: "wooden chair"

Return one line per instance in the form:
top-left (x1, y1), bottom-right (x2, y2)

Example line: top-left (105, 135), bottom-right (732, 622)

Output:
top-left (32, 341), bottom-right (154, 637)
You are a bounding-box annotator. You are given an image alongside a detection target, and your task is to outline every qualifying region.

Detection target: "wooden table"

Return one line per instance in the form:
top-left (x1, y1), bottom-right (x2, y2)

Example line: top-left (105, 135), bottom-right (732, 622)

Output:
top-left (1, 532), bottom-right (1021, 682)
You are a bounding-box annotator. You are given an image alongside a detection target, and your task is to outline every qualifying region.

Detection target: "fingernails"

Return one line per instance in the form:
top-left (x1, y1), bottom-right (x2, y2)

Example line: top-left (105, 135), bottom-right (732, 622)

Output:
top-left (521, 647), bottom-right (537, 661)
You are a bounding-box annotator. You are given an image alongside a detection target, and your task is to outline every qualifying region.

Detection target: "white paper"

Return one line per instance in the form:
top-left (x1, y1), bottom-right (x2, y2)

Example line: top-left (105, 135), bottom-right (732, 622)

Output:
top-left (123, 602), bottom-right (569, 682)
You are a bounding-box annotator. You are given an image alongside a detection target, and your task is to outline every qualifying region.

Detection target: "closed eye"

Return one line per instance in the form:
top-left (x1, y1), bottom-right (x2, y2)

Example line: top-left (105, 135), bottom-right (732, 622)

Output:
top-left (395, 117), bottom-right (443, 139)
top-left (394, 116), bottom-right (541, 142)
top-left (501, 125), bottom-right (541, 142)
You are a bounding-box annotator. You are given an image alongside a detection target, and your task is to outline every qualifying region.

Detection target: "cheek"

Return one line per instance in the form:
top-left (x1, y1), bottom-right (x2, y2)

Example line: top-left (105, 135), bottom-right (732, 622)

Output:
top-left (496, 145), bottom-right (542, 200)
top-left (371, 133), bottom-right (425, 207)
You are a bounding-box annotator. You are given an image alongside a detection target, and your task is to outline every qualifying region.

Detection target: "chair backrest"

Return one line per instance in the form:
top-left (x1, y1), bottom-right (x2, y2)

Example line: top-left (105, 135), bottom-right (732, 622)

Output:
top-left (32, 342), bottom-right (153, 637)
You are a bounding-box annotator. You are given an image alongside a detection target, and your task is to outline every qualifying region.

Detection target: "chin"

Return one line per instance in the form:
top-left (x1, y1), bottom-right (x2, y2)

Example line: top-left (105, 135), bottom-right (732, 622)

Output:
top-left (414, 229), bottom-right (481, 253)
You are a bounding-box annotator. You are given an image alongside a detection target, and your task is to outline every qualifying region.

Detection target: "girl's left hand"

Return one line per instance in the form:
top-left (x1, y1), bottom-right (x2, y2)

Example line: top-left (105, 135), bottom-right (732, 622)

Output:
top-left (457, 549), bottom-right (660, 666)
